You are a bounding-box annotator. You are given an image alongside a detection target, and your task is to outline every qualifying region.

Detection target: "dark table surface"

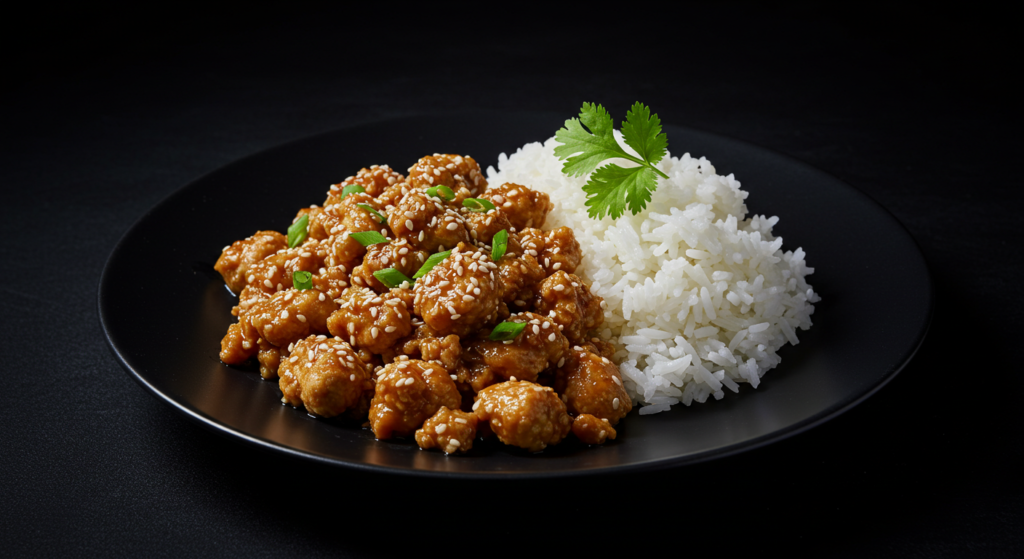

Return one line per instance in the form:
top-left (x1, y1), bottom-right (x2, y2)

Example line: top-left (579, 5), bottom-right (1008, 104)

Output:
top-left (2, 4), bottom-right (1020, 557)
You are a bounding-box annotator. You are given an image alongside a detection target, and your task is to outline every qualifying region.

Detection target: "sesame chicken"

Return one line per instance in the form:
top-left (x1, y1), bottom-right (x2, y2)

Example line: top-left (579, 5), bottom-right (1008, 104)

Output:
top-left (412, 243), bottom-right (501, 337)
top-left (326, 286), bottom-right (413, 355)
top-left (310, 265), bottom-right (350, 300)
top-left (495, 252), bottom-right (546, 305)
top-left (572, 414), bottom-right (616, 445)
top-left (244, 241), bottom-right (324, 296)
top-left (350, 239), bottom-right (427, 293)
top-left (519, 226), bottom-right (583, 276)
top-left (257, 338), bottom-right (285, 380)
top-left (415, 407), bottom-right (478, 454)
top-left (461, 208), bottom-right (513, 245)
top-left (481, 182), bottom-right (553, 230)
top-left (534, 271), bottom-right (603, 344)
top-left (219, 322), bottom-right (258, 365)
top-left (407, 154), bottom-right (487, 198)
top-left (279, 335), bottom-right (374, 417)
top-left (245, 287), bottom-right (338, 348)
top-left (554, 346), bottom-right (632, 425)
top-left (215, 230), bottom-right (288, 294)
top-left (461, 311), bottom-right (569, 383)
top-left (369, 360), bottom-right (461, 439)
top-left (215, 152), bottom-right (634, 455)
top-left (334, 165), bottom-right (404, 198)
top-left (473, 380), bottom-right (572, 452)
top-left (387, 189), bottom-right (471, 253)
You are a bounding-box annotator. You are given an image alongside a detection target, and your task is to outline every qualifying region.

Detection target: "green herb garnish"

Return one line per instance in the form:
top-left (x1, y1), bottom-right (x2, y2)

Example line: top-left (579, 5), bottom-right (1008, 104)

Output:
top-left (287, 214), bottom-right (309, 248)
top-left (292, 270), bottom-right (313, 290)
top-left (489, 321), bottom-right (527, 341)
top-left (426, 185), bottom-right (455, 201)
top-left (491, 229), bottom-right (508, 261)
top-left (413, 250), bottom-right (451, 279)
top-left (373, 268), bottom-right (414, 289)
top-left (554, 102), bottom-right (669, 220)
top-left (349, 231), bottom-right (388, 246)
top-left (340, 184), bottom-right (365, 200)
top-left (462, 198), bottom-right (495, 213)
top-left (356, 203), bottom-right (387, 224)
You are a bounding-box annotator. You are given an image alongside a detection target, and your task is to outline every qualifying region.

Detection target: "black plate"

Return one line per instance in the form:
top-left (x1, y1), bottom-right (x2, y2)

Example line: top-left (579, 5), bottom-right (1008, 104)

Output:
top-left (99, 112), bottom-right (931, 478)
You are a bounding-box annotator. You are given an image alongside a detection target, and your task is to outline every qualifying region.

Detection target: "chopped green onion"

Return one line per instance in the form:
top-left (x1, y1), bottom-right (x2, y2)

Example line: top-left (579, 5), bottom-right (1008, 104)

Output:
top-left (287, 214), bottom-right (309, 248)
top-left (491, 229), bottom-right (508, 261)
top-left (489, 321), bottom-right (527, 341)
top-left (373, 268), bottom-right (414, 289)
top-left (340, 184), bottom-right (365, 200)
top-left (356, 203), bottom-right (387, 224)
top-left (413, 250), bottom-right (451, 279)
top-left (349, 231), bottom-right (388, 246)
top-left (426, 185), bottom-right (455, 201)
top-left (292, 270), bottom-right (313, 290)
top-left (462, 198), bottom-right (496, 213)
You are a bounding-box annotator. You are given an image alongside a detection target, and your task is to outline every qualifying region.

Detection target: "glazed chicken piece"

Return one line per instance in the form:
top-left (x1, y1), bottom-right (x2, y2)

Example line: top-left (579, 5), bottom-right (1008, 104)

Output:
top-left (481, 182), bottom-right (553, 231)
top-left (257, 338), bottom-right (285, 379)
top-left (232, 285), bottom-right (272, 319)
top-left (554, 346), bottom-right (632, 425)
top-left (572, 414), bottom-right (616, 445)
top-left (461, 311), bottom-right (569, 383)
top-left (244, 287), bottom-right (338, 348)
top-left (215, 230), bottom-right (288, 294)
top-left (533, 271), bottom-right (603, 344)
top-left (519, 226), bottom-right (583, 276)
top-left (376, 181), bottom-right (414, 211)
top-left (369, 359), bottom-right (462, 439)
top-left (244, 239), bottom-right (325, 296)
top-left (279, 335), bottom-right (374, 417)
top-left (332, 164), bottom-right (405, 199)
top-left (415, 406), bottom-right (478, 454)
top-left (461, 207), bottom-right (513, 245)
top-left (387, 189), bottom-right (471, 253)
top-left (327, 191), bottom-right (389, 236)
top-left (350, 238), bottom-right (428, 293)
top-left (327, 286), bottom-right (413, 355)
top-left (310, 265), bottom-right (350, 300)
top-left (412, 243), bottom-right (501, 337)
top-left (407, 154), bottom-right (487, 199)
top-left (495, 251), bottom-right (546, 306)
top-left (219, 322), bottom-right (259, 365)
top-left (473, 380), bottom-right (572, 452)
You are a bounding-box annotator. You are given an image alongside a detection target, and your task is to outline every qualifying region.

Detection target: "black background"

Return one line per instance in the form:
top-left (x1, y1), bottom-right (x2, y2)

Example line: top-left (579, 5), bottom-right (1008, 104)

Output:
top-left (1, 3), bottom-right (1020, 557)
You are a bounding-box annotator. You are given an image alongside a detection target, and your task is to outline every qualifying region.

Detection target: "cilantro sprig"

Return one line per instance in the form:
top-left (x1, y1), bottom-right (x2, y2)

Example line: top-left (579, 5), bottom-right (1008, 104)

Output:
top-left (554, 102), bottom-right (669, 220)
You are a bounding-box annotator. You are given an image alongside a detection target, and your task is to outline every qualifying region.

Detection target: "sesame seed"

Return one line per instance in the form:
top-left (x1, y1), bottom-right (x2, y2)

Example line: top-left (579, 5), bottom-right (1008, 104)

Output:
top-left (450, 374), bottom-right (458, 380)
top-left (553, 263), bottom-right (562, 270)
top-left (450, 314), bottom-right (461, 320)
top-left (318, 293), bottom-right (325, 301)
top-left (446, 223), bottom-right (458, 231)
top-left (612, 398), bottom-right (620, 409)
top-left (542, 322), bottom-right (550, 329)
top-left (297, 314), bottom-right (306, 323)
top-left (599, 430), bottom-right (607, 438)
top-left (385, 326), bottom-right (396, 333)
top-left (472, 401), bottom-right (480, 411)
top-left (509, 376), bottom-right (517, 382)
top-left (406, 219), bottom-right (415, 231)
top-left (435, 423), bottom-right (447, 434)
top-left (553, 284), bottom-right (565, 292)
top-left (449, 439), bottom-right (461, 448)
top-left (463, 295), bottom-right (475, 302)
top-left (557, 357), bottom-right (565, 367)
top-left (454, 417), bottom-right (467, 424)
top-left (548, 333), bottom-right (556, 342)
top-left (264, 279), bottom-right (273, 288)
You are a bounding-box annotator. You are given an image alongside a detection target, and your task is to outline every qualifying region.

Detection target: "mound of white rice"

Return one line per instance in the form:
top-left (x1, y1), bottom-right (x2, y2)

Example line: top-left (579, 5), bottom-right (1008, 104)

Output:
top-left (487, 133), bottom-right (819, 414)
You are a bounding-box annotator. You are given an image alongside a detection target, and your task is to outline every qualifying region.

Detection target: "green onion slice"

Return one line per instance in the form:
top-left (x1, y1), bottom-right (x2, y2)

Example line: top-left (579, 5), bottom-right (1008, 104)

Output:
top-left (287, 214), bottom-right (309, 248)
top-left (413, 250), bottom-right (451, 279)
top-left (489, 321), bottom-right (527, 341)
top-left (356, 203), bottom-right (387, 224)
top-left (292, 270), bottom-right (313, 290)
top-left (426, 185), bottom-right (455, 201)
top-left (340, 184), bottom-right (365, 200)
top-left (491, 229), bottom-right (508, 261)
top-left (373, 268), bottom-right (414, 289)
top-left (462, 198), bottom-right (496, 213)
top-left (349, 231), bottom-right (389, 246)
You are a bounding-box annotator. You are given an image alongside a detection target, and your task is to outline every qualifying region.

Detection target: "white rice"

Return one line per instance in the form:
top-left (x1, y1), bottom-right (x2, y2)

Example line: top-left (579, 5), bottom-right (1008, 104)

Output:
top-left (487, 133), bottom-right (819, 413)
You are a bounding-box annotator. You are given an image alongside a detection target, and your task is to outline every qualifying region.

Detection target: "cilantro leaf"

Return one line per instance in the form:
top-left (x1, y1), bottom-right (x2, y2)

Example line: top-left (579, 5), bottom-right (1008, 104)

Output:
top-left (553, 103), bottom-right (632, 177)
top-left (621, 101), bottom-right (668, 167)
top-left (553, 101), bottom-right (671, 219)
top-left (582, 164), bottom-right (658, 220)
